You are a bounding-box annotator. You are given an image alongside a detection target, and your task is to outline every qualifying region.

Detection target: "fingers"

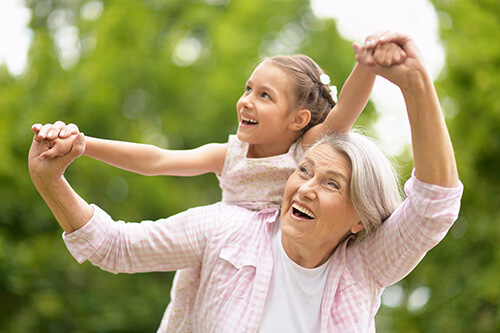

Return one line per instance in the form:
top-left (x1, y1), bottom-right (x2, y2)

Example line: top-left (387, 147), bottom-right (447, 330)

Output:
top-left (38, 141), bottom-right (63, 161)
top-left (33, 121), bottom-right (80, 140)
top-left (30, 132), bottom-right (43, 149)
top-left (373, 44), bottom-right (391, 67)
top-left (36, 122), bottom-right (63, 140)
top-left (32, 123), bottom-right (42, 134)
top-left (360, 30), bottom-right (412, 68)
top-left (28, 134), bottom-right (44, 167)
top-left (69, 133), bottom-right (86, 160)
top-left (378, 31), bottom-right (412, 47)
top-left (373, 42), bottom-right (407, 67)
top-left (396, 48), bottom-right (407, 64)
top-left (32, 124), bottom-right (43, 142)
top-left (62, 123), bottom-right (80, 138)
top-left (364, 31), bottom-right (413, 54)
top-left (353, 42), bottom-right (378, 68)
top-left (352, 42), bottom-right (363, 59)
top-left (36, 122), bottom-right (61, 140)
top-left (363, 30), bottom-right (391, 49)
top-left (358, 30), bottom-right (426, 88)
top-left (38, 133), bottom-right (84, 161)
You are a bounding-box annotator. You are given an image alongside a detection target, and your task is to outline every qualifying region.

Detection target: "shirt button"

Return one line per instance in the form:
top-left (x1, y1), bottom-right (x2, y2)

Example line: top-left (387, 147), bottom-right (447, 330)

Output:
top-left (258, 285), bottom-right (266, 293)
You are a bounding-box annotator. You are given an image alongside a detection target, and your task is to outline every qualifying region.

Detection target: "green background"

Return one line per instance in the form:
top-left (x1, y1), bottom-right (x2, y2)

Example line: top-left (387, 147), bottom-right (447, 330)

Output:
top-left (1, 0), bottom-right (499, 331)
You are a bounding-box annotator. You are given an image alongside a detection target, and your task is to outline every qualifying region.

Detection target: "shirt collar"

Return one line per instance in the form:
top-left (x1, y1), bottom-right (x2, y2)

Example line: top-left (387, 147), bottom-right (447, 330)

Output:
top-left (257, 207), bottom-right (280, 225)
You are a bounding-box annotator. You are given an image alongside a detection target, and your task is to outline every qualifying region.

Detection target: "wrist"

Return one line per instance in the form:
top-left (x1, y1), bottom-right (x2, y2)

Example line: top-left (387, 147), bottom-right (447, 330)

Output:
top-left (399, 67), bottom-right (432, 96)
top-left (31, 171), bottom-right (66, 193)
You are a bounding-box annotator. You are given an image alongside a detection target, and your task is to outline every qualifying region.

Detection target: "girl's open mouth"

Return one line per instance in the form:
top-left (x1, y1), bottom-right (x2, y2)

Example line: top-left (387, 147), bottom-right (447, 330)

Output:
top-left (241, 115), bottom-right (258, 125)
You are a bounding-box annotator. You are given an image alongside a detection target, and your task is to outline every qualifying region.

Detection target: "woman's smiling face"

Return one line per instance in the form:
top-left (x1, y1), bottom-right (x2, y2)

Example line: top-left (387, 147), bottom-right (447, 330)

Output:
top-left (280, 143), bottom-right (363, 267)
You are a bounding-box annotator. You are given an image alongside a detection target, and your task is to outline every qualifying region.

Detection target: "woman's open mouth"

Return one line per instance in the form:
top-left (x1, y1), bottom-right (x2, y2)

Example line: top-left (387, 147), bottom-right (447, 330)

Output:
top-left (292, 202), bottom-right (316, 219)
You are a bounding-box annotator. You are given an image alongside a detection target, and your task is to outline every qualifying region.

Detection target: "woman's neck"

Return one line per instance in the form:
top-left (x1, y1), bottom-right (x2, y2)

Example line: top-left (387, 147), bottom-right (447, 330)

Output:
top-left (281, 236), bottom-right (339, 269)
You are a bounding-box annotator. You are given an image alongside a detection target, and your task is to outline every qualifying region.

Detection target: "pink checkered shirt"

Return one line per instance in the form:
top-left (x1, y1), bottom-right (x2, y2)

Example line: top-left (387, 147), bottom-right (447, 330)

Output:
top-left (63, 173), bottom-right (463, 332)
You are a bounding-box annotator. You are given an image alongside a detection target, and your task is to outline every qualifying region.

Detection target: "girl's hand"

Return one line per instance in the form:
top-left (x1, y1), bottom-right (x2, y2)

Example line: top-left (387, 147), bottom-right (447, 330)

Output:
top-left (371, 41), bottom-right (407, 67)
top-left (32, 121), bottom-right (80, 141)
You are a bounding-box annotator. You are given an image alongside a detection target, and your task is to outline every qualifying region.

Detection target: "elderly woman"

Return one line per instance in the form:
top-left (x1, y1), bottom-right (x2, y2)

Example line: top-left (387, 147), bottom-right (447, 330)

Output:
top-left (29, 32), bottom-right (462, 332)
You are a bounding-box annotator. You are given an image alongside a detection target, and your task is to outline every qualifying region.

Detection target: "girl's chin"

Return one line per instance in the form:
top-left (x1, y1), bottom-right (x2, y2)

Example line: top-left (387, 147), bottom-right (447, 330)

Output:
top-left (236, 130), bottom-right (255, 142)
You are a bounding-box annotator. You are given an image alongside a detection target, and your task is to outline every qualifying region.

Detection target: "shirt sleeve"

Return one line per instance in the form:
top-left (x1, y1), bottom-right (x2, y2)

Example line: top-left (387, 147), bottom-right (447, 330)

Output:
top-left (63, 203), bottom-right (222, 274)
top-left (360, 170), bottom-right (464, 287)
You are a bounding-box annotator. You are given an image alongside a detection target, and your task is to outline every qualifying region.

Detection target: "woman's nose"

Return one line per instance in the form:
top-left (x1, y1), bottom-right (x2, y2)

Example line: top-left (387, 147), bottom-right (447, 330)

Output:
top-left (298, 178), bottom-right (317, 200)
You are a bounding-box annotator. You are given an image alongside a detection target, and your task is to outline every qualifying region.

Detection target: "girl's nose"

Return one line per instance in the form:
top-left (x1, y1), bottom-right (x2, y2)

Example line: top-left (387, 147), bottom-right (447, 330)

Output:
top-left (240, 93), bottom-right (254, 109)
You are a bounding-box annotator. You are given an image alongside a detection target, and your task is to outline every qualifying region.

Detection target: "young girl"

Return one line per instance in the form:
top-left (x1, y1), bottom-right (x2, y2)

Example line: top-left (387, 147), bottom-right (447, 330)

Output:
top-left (33, 42), bottom-right (405, 331)
top-left (34, 51), bottom-right (404, 208)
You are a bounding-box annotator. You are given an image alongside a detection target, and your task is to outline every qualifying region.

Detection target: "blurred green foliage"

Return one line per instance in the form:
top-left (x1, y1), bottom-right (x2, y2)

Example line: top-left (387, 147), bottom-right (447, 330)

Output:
top-left (375, 0), bottom-right (500, 332)
top-left (1, 0), bottom-right (498, 331)
top-left (1, 0), bottom-right (371, 331)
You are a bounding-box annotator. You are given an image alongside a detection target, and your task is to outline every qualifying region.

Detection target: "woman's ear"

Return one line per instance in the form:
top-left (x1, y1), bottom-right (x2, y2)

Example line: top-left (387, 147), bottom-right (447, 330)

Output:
top-left (351, 221), bottom-right (364, 235)
top-left (289, 109), bottom-right (311, 131)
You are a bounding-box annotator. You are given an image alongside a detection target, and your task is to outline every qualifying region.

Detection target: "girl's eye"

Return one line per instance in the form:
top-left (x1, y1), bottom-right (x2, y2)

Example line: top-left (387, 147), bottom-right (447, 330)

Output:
top-left (245, 86), bottom-right (252, 93)
top-left (262, 92), bottom-right (271, 100)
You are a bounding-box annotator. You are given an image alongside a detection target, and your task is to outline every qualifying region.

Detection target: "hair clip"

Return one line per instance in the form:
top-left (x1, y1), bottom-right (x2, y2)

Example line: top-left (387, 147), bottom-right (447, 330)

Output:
top-left (329, 85), bottom-right (338, 103)
top-left (319, 74), bottom-right (337, 103)
top-left (320, 74), bottom-right (331, 85)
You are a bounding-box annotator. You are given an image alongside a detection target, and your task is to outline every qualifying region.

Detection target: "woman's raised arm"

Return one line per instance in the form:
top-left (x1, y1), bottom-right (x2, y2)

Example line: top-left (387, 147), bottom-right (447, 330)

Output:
top-left (354, 32), bottom-right (458, 187)
top-left (28, 133), bottom-right (93, 233)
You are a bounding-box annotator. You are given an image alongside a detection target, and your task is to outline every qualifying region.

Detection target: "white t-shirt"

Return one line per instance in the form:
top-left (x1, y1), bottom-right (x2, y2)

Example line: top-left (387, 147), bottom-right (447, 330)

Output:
top-left (258, 223), bottom-right (331, 332)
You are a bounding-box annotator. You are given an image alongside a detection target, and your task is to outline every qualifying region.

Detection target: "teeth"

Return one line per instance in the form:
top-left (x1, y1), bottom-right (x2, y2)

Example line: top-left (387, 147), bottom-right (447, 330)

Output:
top-left (292, 202), bottom-right (316, 219)
top-left (241, 116), bottom-right (258, 124)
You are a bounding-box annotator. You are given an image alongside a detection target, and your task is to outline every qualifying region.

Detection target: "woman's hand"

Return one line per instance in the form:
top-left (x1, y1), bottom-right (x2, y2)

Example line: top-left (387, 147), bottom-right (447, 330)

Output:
top-left (31, 121), bottom-right (83, 161)
top-left (369, 38), bottom-right (407, 67)
top-left (28, 132), bottom-right (86, 183)
top-left (28, 131), bottom-right (93, 233)
top-left (353, 31), bottom-right (426, 90)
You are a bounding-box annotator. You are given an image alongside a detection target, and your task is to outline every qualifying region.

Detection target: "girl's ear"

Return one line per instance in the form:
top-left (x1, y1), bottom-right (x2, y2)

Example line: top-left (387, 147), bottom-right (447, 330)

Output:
top-left (289, 109), bottom-right (311, 131)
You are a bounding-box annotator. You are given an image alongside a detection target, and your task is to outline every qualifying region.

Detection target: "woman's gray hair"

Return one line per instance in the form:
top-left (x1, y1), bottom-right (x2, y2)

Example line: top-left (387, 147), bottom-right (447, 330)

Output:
top-left (311, 130), bottom-right (403, 245)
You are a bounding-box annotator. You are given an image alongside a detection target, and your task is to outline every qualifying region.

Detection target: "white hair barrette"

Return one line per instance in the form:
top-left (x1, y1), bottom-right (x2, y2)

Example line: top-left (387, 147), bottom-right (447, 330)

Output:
top-left (319, 74), bottom-right (337, 103)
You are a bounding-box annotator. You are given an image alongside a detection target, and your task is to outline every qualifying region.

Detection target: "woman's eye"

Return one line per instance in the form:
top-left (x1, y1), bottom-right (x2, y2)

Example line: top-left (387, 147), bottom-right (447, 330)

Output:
top-left (327, 181), bottom-right (340, 190)
top-left (299, 166), bottom-right (309, 175)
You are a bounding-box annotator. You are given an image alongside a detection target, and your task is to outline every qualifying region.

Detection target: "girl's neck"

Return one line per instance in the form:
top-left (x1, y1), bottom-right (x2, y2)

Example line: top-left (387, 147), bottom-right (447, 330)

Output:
top-left (246, 135), bottom-right (299, 158)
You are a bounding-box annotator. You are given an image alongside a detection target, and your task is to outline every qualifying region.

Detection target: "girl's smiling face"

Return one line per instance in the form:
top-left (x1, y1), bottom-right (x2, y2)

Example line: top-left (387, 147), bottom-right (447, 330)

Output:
top-left (236, 61), bottom-right (306, 158)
